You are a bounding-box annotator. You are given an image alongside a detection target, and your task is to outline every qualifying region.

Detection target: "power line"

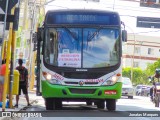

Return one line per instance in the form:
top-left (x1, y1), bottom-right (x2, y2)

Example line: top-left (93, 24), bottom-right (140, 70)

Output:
top-left (46, 1), bottom-right (160, 14)
top-left (101, 3), bottom-right (160, 14)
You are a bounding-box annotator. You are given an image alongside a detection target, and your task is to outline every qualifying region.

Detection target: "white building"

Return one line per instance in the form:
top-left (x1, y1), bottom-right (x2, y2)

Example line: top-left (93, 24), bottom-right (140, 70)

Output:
top-left (122, 34), bottom-right (160, 70)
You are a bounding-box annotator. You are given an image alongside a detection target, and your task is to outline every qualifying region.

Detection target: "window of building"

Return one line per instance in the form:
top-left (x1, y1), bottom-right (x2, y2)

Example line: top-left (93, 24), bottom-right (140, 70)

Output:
top-left (148, 48), bottom-right (154, 55)
top-left (133, 62), bottom-right (139, 67)
top-left (134, 47), bottom-right (140, 54)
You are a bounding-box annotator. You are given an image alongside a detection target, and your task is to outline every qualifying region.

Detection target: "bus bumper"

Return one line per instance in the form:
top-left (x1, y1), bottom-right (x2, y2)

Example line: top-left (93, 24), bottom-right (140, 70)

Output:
top-left (41, 81), bottom-right (122, 100)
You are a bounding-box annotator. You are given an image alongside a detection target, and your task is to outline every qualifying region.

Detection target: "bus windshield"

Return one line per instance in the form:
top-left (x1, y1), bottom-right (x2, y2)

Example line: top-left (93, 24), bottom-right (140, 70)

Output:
top-left (44, 27), bottom-right (120, 68)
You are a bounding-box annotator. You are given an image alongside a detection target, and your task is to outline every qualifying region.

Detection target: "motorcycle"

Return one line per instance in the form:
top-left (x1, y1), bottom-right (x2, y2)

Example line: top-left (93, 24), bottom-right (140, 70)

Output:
top-left (148, 69), bottom-right (160, 107)
top-left (150, 82), bottom-right (160, 107)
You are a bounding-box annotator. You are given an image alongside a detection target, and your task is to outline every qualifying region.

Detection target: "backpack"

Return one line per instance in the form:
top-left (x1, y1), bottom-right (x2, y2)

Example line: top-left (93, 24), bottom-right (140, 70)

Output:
top-left (17, 66), bottom-right (28, 83)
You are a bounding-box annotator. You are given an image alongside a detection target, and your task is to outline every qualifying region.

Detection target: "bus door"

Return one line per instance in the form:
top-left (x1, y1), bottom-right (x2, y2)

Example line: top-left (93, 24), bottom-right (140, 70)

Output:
top-left (36, 28), bottom-right (43, 96)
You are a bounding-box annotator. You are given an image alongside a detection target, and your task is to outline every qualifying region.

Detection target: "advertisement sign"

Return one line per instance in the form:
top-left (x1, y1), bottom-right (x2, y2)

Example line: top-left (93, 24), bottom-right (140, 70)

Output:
top-left (58, 53), bottom-right (81, 67)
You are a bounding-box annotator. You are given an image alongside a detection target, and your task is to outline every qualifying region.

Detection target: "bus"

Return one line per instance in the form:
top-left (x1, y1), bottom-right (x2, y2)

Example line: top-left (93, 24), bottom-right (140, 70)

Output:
top-left (36, 9), bottom-right (127, 111)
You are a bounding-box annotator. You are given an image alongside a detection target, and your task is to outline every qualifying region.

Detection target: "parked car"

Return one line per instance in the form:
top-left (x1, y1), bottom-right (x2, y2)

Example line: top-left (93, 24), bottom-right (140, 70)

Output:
top-left (122, 77), bottom-right (134, 99)
top-left (140, 86), bottom-right (148, 96)
top-left (142, 86), bottom-right (152, 97)
top-left (134, 85), bottom-right (147, 96)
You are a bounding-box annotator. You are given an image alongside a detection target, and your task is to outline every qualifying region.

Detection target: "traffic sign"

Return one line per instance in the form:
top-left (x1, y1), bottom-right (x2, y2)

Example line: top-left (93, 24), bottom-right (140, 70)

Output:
top-left (0, 0), bottom-right (18, 13)
top-left (137, 16), bottom-right (160, 28)
top-left (0, 14), bottom-right (14, 22)
top-left (0, 0), bottom-right (6, 12)
top-left (140, 0), bottom-right (160, 8)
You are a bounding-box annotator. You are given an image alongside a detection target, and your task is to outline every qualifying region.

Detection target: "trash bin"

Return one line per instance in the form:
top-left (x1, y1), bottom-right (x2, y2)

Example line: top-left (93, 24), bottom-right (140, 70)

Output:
top-left (7, 70), bottom-right (19, 95)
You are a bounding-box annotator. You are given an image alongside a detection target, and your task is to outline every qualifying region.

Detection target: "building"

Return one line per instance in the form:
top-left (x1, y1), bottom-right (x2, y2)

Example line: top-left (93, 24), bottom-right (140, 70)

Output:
top-left (122, 33), bottom-right (160, 70)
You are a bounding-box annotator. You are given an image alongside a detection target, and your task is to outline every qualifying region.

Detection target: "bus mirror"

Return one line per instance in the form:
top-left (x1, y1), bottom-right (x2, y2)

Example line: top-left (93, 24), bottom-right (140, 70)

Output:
top-left (122, 30), bottom-right (127, 42)
top-left (37, 27), bottom-right (44, 42)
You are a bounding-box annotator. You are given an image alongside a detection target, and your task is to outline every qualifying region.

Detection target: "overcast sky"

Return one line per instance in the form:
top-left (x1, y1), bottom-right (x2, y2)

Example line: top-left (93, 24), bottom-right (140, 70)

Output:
top-left (45, 0), bottom-right (160, 37)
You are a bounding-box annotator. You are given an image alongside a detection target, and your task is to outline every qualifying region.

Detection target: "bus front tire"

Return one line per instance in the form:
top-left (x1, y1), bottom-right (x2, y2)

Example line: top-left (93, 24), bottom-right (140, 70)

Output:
top-left (55, 99), bottom-right (62, 110)
top-left (96, 100), bottom-right (105, 109)
top-left (86, 101), bottom-right (92, 106)
top-left (106, 99), bottom-right (116, 111)
top-left (45, 98), bottom-right (62, 110)
top-left (45, 98), bottom-right (55, 110)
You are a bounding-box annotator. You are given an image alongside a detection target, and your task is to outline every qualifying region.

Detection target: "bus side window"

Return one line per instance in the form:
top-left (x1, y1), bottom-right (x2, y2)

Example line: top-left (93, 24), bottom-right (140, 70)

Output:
top-left (49, 32), bottom-right (54, 64)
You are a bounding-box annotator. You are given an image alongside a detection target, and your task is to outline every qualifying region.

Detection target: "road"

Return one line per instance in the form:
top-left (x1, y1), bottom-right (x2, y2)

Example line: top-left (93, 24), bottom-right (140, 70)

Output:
top-left (13, 95), bottom-right (159, 120)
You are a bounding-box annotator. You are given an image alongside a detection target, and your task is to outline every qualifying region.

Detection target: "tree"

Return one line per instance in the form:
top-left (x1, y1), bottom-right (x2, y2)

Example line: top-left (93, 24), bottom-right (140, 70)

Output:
top-left (145, 58), bottom-right (160, 76)
top-left (122, 59), bottom-right (160, 85)
top-left (122, 67), bottom-right (145, 85)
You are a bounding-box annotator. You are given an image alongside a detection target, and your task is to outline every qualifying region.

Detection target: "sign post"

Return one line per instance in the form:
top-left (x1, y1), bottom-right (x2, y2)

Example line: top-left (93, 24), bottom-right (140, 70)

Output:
top-left (138, 0), bottom-right (160, 28)
top-left (0, 0), bottom-right (19, 111)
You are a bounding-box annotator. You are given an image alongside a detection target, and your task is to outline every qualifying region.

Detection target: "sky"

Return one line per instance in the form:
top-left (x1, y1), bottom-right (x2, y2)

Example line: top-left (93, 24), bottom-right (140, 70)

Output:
top-left (45, 0), bottom-right (160, 37)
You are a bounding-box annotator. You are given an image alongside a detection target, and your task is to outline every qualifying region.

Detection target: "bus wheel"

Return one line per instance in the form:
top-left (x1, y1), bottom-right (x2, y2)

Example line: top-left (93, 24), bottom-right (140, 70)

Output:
top-left (55, 99), bottom-right (62, 110)
top-left (106, 99), bottom-right (116, 111)
top-left (96, 100), bottom-right (105, 109)
top-left (45, 98), bottom-right (54, 110)
top-left (86, 101), bottom-right (92, 106)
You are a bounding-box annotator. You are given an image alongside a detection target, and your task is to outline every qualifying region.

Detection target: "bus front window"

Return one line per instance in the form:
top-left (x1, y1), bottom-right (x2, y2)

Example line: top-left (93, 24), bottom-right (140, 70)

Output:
top-left (44, 28), bottom-right (82, 68)
top-left (83, 28), bottom-right (120, 68)
top-left (44, 28), bottom-right (120, 68)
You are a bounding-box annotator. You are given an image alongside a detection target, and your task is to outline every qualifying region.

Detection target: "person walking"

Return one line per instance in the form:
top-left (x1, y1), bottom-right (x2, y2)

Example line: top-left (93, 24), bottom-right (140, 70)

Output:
top-left (0, 60), bottom-right (6, 101)
top-left (14, 59), bottom-right (31, 107)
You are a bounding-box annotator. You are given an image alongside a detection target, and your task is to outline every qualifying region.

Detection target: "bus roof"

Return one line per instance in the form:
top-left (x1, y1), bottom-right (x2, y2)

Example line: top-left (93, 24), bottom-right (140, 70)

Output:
top-left (46, 9), bottom-right (119, 15)
top-left (45, 9), bottom-right (120, 26)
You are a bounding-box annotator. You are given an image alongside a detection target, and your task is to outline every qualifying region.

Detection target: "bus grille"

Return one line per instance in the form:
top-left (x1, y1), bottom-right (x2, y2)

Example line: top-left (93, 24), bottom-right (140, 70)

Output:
top-left (64, 81), bottom-right (99, 85)
top-left (64, 82), bottom-right (79, 85)
top-left (69, 88), bottom-right (96, 94)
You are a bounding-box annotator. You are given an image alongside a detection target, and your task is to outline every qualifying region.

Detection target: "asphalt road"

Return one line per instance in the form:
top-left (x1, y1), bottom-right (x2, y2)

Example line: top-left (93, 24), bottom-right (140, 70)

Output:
top-left (16, 95), bottom-right (160, 120)
top-left (1, 95), bottom-right (159, 120)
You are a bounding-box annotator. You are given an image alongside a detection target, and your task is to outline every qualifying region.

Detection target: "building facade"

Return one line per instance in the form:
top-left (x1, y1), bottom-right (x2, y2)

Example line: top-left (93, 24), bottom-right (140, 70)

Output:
top-left (122, 33), bottom-right (160, 70)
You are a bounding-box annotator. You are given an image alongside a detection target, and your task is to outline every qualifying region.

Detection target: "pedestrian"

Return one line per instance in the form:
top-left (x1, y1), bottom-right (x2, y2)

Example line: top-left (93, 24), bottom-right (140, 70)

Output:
top-left (0, 59), bottom-right (6, 102)
top-left (14, 59), bottom-right (31, 107)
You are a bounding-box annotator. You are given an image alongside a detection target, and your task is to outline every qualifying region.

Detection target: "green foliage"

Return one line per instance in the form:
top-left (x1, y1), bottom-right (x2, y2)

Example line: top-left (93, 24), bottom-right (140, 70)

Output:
top-left (145, 58), bottom-right (160, 76)
top-left (123, 67), bottom-right (145, 85)
top-left (122, 67), bottom-right (131, 78)
top-left (122, 58), bottom-right (160, 85)
top-left (38, 14), bottom-right (44, 27)
top-left (16, 27), bottom-right (22, 48)
top-left (16, 37), bottom-right (21, 48)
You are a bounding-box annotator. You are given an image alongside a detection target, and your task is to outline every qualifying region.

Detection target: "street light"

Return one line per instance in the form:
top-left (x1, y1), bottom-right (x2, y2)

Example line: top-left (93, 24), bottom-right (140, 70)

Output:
top-left (125, 25), bottom-right (136, 83)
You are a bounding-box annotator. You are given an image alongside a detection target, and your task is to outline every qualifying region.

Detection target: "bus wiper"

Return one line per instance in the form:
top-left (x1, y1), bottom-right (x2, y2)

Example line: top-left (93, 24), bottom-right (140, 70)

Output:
top-left (87, 26), bottom-right (103, 42)
top-left (62, 26), bottom-right (78, 41)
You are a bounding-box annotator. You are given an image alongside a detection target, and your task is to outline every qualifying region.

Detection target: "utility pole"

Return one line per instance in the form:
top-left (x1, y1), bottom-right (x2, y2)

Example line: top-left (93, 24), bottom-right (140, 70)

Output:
top-left (1, 0), bottom-right (19, 111)
top-left (131, 36), bottom-right (136, 83)
top-left (9, 3), bottom-right (20, 108)
top-left (28, 0), bottom-right (37, 91)
top-left (0, 0), bottom-right (9, 67)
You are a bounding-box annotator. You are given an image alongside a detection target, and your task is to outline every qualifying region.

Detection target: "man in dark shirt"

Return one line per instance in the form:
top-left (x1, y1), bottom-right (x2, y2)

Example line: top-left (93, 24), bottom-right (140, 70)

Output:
top-left (14, 59), bottom-right (31, 107)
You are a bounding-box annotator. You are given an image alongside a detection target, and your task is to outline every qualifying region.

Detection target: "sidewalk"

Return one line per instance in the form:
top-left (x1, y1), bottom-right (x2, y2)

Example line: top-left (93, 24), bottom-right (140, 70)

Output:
top-left (0, 90), bottom-right (38, 112)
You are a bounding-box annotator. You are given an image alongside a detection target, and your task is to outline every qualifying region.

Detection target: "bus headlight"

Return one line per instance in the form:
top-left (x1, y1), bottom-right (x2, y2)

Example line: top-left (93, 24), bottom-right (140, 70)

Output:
top-left (42, 72), bottom-right (62, 85)
top-left (49, 79), bottom-right (62, 85)
top-left (102, 73), bottom-right (121, 86)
